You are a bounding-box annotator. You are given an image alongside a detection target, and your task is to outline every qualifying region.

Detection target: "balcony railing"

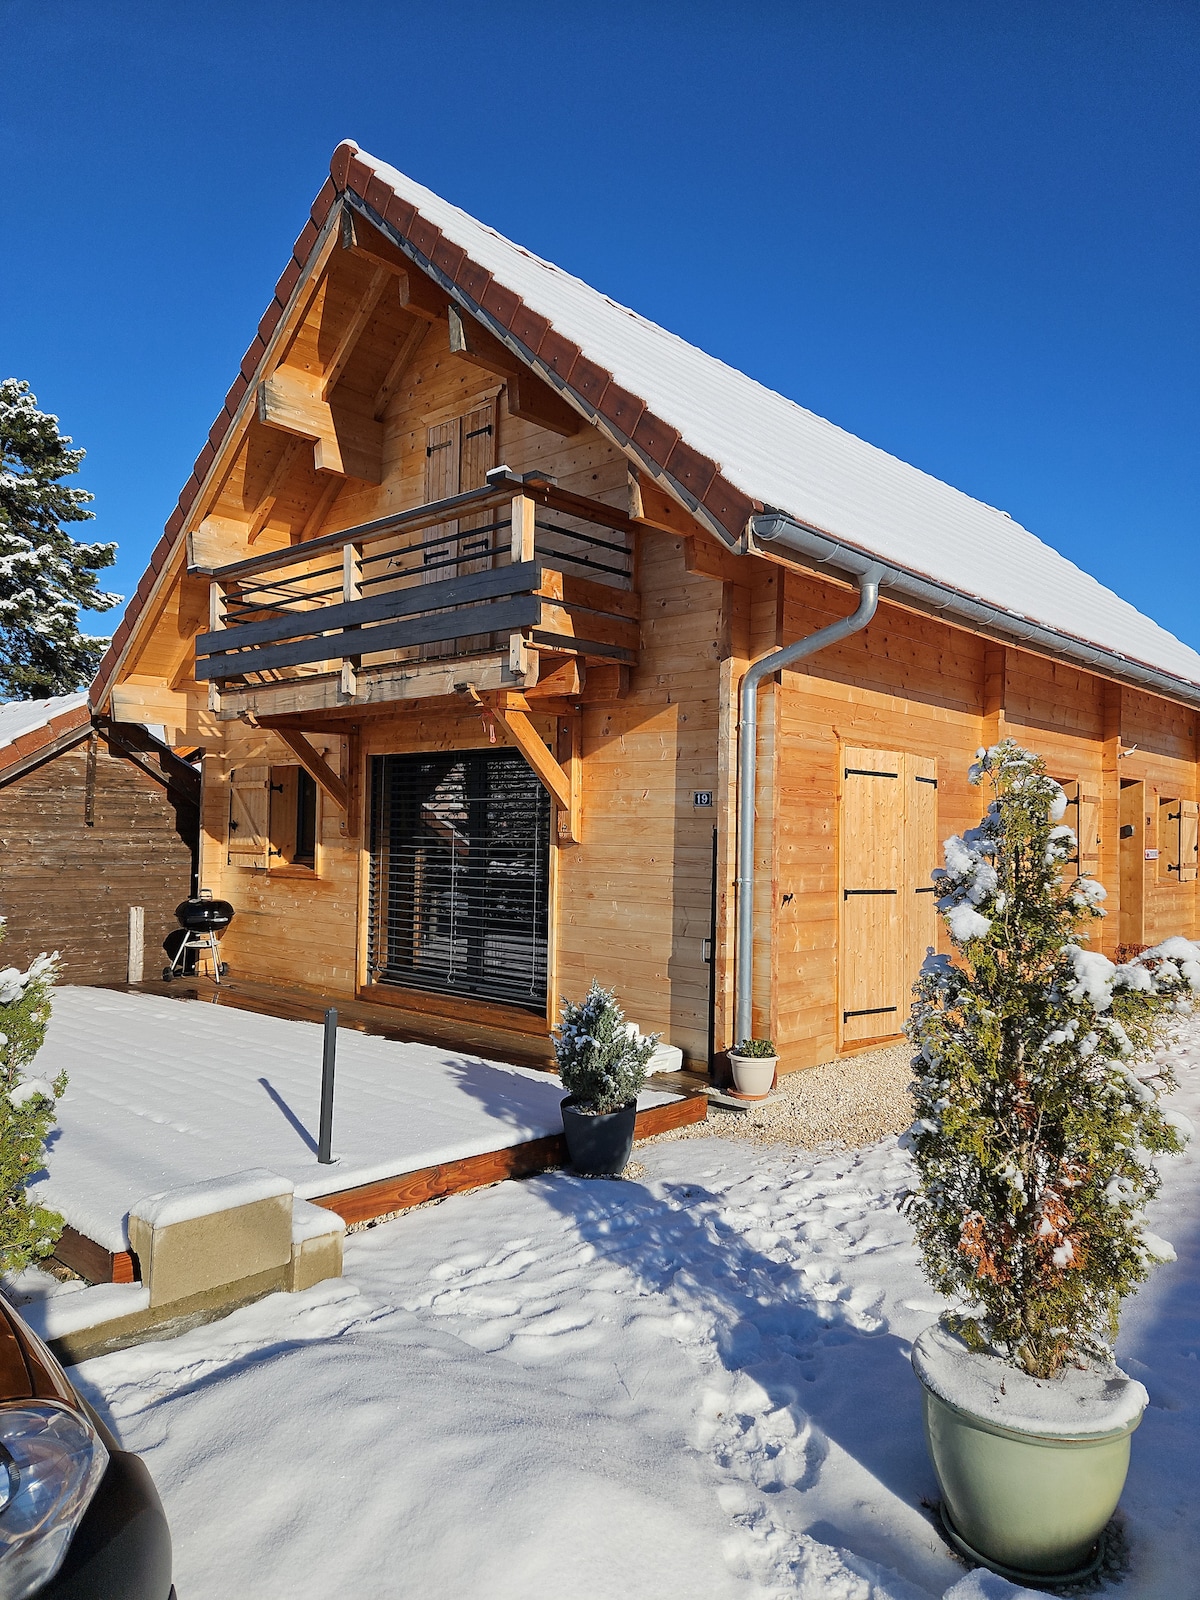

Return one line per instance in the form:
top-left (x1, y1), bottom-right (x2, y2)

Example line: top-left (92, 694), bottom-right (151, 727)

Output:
top-left (193, 474), bottom-right (640, 703)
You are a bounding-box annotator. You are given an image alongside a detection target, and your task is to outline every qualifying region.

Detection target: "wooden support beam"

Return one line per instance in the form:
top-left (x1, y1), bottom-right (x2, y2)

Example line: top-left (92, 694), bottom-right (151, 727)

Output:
top-left (557, 713), bottom-right (582, 843)
top-left (321, 268), bottom-right (390, 400)
top-left (257, 370), bottom-right (383, 484)
top-left (340, 209), bottom-right (449, 320)
top-left (298, 475), bottom-right (344, 542)
top-left (248, 437), bottom-right (303, 542)
top-left (272, 728), bottom-right (349, 813)
top-left (373, 319), bottom-right (429, 420)
top-left (449, 306), bottom-right (580, 436)
top-left (474, 689), bottom-right (577, 837)
top-left (187, 515), bottom-right (249, 573)
top-left (631, 470), bottom-right (698, 537)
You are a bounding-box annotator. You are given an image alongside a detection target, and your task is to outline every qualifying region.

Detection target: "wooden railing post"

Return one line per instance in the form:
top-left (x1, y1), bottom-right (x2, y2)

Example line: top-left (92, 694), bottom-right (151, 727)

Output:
top-left (207, 580), bottom-right (226, 712)
top-left (509, 494), bottom-right (536, 680)
top-left (341, 540), bottom-right (363, 699)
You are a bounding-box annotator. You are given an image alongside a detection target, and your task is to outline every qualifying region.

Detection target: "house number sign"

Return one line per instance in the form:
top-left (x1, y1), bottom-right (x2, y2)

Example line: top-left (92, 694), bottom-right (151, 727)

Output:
top-left (693, 791), bottom-right (713, 808)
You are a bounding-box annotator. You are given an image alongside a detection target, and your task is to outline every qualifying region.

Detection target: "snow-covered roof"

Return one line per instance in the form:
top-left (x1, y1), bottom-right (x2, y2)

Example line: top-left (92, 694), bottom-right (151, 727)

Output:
top-left (0, 692), bottom-right (88, 753)
top-left (348, 147), bottom-right (1200, 694)
top-left (91, 140), bottom-right (1200, 707)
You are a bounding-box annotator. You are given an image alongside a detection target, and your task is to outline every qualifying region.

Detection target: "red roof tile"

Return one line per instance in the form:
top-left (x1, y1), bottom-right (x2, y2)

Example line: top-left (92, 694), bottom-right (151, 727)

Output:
top-left (598, 381), bottom-right (646, 438)
top-left (665, 440), bottom-right (718, 501)
top-left (330, 141), bottom-right (357, 191)
top-left (536, 329), bottom-right (579, 381)
top-left (479, 280), bottom-right (521, 330)
top-left (510, 305), bottom-right (551, 354)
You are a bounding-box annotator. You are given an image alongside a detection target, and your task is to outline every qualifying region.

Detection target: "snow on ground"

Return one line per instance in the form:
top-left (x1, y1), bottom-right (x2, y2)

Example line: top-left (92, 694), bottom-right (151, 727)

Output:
top-left (32, 988), bottom-right (676, 1250)
top-left (59, 1019), bottom-right (1200, 1598)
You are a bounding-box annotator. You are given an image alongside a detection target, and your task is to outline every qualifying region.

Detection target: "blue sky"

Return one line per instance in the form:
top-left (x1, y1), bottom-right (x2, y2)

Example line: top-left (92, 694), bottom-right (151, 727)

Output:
top-left (2, 2), bottom-right (1196, 645)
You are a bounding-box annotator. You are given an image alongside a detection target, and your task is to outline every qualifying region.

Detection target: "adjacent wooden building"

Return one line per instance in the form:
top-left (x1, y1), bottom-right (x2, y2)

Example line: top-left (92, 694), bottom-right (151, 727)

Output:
top-left (89, 141), bottom-right (1200, 1074)
top-left (0, 694), bottom-right (198, 984)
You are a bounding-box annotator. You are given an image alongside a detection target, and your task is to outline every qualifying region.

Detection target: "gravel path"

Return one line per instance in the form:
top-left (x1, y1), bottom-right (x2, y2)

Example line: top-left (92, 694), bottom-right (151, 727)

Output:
top-left (650, 1040), bottom-right (915, 1151)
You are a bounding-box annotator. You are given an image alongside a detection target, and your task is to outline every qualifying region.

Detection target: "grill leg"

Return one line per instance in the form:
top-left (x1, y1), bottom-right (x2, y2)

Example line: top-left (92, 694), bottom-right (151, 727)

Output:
top-left (208, 931), bottom-right (221, 984)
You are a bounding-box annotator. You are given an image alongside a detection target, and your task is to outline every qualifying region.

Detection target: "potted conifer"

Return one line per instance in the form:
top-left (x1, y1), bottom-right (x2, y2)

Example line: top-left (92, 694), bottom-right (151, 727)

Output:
top-left (728, 1037), bottom-right (778, 1101)
top-left (554, 982), bottom-right (658, 1176)
top-left (906, 741), bottom-right (1194, 1583)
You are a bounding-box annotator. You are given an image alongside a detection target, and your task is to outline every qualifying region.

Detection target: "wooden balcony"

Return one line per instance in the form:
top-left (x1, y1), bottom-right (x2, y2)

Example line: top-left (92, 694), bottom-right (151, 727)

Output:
top-left (193, 473), bottom-right (639, 718)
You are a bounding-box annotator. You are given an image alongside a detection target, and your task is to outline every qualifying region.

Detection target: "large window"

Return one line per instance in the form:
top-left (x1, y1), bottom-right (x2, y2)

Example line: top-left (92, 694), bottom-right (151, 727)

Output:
top-left (368, 749), bottom-right (550, 1011)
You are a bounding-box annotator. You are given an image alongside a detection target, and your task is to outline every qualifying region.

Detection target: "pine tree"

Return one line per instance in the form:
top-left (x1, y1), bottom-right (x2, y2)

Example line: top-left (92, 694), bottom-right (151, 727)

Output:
top-left (906, 740), bottom-right (1194, 1379)
top-left (0, 922), bottom-right (64, 1274)
top-left (0, 379), bottom-right (120, 698)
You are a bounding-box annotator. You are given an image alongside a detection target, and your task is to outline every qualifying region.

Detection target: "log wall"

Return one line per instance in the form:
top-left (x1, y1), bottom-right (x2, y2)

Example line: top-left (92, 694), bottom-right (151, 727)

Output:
top-left (0, 736), bottom-right (194, 984)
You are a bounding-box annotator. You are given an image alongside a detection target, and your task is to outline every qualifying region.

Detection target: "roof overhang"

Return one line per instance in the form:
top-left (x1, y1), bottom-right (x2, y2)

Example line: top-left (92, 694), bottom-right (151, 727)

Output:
top-left (751, 511), bottom-right (1200, 713)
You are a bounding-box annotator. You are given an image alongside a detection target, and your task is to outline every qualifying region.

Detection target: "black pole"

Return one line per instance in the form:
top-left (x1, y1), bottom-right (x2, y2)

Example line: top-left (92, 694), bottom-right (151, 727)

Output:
top-left (318, 1007), bottom-right (337, 1164)
top-left (707, 825), bottom-right (718, 1082)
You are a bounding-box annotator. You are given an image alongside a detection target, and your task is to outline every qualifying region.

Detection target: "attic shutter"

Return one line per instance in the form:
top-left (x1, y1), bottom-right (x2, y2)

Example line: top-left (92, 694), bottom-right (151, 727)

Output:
top-left (228, 765), bottom-right (270, 869)
top-left (423, 419), bottom-right (459, 582)
top-left (1180, 801), bottom-right (1199, 885)
top-left (456, 399), bottom-right (498, 652)
top-left (1077, 791), bottom-right (1102, 874)
top-left (840, 747), bottom-right (904, 1044)
top-left (422, 418), bottom-right (461, 659)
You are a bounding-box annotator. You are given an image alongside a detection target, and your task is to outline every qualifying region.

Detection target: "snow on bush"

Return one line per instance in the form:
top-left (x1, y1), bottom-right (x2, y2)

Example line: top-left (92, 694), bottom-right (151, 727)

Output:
top-left (0, 920), bottom-right (64, 1273)
top-left (553, 982), bottom-right (658, 1115)
top-left (905, 739), bottom-right (1193, 1379)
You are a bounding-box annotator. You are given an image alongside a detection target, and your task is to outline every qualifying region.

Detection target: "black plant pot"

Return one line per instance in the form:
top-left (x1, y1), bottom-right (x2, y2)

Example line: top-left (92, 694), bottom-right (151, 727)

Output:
top-left (560, 1096), bottom-right (638, 1176)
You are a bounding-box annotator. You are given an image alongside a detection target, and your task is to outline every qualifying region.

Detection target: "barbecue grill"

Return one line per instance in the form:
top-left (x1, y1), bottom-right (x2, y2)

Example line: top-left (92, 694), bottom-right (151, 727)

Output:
top-left (162, 890), bottom-right (235, 984)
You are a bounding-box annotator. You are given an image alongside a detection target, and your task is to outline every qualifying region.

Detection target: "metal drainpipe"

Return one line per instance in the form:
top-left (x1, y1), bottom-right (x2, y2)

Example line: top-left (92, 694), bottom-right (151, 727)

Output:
top-left (734, 566), bottom-right (884, 1046)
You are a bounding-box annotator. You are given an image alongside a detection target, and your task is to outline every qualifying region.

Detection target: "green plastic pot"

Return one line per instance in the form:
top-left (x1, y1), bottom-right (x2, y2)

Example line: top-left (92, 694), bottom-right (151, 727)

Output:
top-left (915, 1354), bottom-right (1143, 1582)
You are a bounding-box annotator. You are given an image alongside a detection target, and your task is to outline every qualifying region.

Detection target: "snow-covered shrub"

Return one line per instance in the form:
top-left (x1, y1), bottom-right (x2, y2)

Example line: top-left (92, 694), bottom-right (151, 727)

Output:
top-left (554, 982), bottom-right (658, 1114)
top-left (0, 921), bottom-right (64, 1273)
top-left (905, 739), bottom-right (1192, 1379)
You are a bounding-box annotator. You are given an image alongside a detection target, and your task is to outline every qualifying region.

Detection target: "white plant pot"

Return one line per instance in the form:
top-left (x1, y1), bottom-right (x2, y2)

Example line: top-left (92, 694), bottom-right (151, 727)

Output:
top-left (729, 1053), bottom-right (777, 1100)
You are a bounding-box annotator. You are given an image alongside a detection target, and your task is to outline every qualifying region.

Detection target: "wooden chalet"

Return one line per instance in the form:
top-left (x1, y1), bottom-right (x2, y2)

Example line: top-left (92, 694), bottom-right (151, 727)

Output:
top-left (90, 140), bottom-right (1200, 1076)
top-left (0, 694), bottom-right (197, 984)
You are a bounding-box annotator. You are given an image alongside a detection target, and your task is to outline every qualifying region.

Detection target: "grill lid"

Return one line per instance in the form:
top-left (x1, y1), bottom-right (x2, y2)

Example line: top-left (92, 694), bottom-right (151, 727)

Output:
top-left (175, 896), bottom-right (235, 930)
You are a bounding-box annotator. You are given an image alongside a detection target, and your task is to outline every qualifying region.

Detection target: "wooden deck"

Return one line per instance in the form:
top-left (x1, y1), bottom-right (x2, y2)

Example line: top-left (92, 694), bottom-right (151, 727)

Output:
top-left (51, 977), bottom-right (708, 1283)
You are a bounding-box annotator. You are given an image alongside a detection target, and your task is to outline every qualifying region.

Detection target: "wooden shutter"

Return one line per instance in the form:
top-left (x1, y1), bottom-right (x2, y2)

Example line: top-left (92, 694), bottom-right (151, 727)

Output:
top-left (1180, 800), bottom-right (1199, 885)
top-left (1056, 778), bottom-right (1080, 874)
top-left (423, 419), bottom-right (459, 582)
top-left (422, 419), bottom-right (461, 659)
top-left (268, 766), bottom-right (299, 867)
top-left (840, 747), bottom-right (905, 1044)
top-left (1160, 798), bottom-right (1183, 882)
top-left (906, 755), bottom-right (940, 979)
top-left (228, 765), bottom-right (270, 869)
top-left (1077, 790), bottom-right (1102, 874)
top-left (456, 400), bottom-right (498, 652)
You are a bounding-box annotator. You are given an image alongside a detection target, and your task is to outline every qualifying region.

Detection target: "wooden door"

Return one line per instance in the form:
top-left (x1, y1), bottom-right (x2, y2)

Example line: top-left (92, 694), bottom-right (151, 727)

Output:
top-left (840, 748), bottom-right (905, 1044)
top-left (1119, 780), bottom-right (1146, 950)
top-left (840, 747), bottom-right (939, 1046)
